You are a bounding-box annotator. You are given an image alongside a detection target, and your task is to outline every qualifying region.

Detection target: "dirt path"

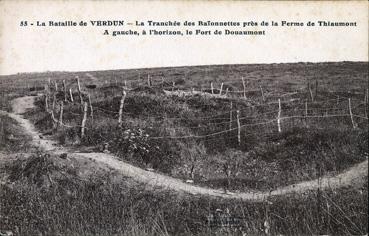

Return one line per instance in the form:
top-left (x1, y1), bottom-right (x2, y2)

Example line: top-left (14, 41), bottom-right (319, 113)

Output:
top-left (2, 96), bottom-right (58, 152)
top-left (73, 152), bottom-right (368, 201)
top-left (3, 95), bottom-right (368, 201)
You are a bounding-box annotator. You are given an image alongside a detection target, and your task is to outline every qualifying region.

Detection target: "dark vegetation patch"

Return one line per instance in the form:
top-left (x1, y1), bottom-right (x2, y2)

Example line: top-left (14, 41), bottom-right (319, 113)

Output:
top-left (198, 127), bottom-right (367, 191)
top-left (0, 93), bottom-right (17, 112)
top-left (0, 154), bottom-right (367, 236)
top-left (29, 86), bottom-right (44, 92)
top-left (0, 114), bottom-right (32, 153)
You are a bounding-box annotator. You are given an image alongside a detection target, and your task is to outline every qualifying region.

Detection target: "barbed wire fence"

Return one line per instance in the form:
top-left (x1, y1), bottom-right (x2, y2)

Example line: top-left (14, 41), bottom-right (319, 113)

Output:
top-left (36, 73), bottom-right (368, 147)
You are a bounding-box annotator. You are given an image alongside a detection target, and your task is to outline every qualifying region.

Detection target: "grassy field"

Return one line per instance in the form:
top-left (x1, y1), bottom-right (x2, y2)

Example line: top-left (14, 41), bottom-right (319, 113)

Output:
top-left (0, 114), bottom-right (33, 153)
top-left (18, 62), bottom-right (369, 191)
top-left (0, 61), bottom-right (368, 235)
top-left (0, 153), bottom-right (367, 236)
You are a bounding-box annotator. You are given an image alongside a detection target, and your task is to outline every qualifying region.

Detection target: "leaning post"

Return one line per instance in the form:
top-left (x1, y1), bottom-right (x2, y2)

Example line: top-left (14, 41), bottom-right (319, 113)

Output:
top-left (118, 90), bottom-right (127, 127)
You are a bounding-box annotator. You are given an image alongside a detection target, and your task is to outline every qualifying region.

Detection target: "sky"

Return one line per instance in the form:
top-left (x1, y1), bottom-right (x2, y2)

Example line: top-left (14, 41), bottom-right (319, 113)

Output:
top-left (0, 0), bottom-right (368, 75)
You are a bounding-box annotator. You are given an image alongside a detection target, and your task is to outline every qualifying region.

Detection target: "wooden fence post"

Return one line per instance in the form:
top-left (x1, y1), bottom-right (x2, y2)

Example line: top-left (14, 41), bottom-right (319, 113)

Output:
top-left (260, 85), bottom-right (265, 102)
top-left (308, 82), bottom-right (314, 102)
top-left (219, 83), bottom-right (224, 95)
top-left (242, 77), bottom-right (246, 100)
top-left (57, 102), bottom-right (63, 129)
top-left (63, 80), bottom-right (67, 102)
top-left (348, 98), bottom-right (356, 129)
top-left (326, 200), bottom-right (331, 236)
top-left (172, 82), bottom-right (175, 92)
top-left (54, 81), bottom-right (58, 91)
top-left (51, 109), bottom-right (57, 130)
top-left (364, 89), bottom-right (367, 104)
top-left (44, 95), bottom-right (49, 112)
top-left (88, 94), bottom-right (93, 119)
top-left (364, 89), bottom-right (369, 117)
top-left (0, 117), bottom-right (3, 144)
top-left (69, 88), bottom-right (74, 102)
top-left (76, 76), bottom-right (81, 90)
top-left (365, 102), bottom-right (367, 118)
top-left (211, 82), bottom-right (214, 94)
top-left (305, 101), bottom-right (308, 127)
top-left (315, 80), bottom-right (318, 100)
top-left (236, 110), bottom-right (241, 146)
top-left (52, 93), bottom-right (56, 112)
top-left (147, 74), bottom-right (151, 87)
top-left (225, 88), bottom-right (229, 97)
top-left (118, 90), bottom-right (127, 127)
top-left (81, 101), bottom-right (88, 138)
top-left (277, 99), bottom-right (282, 132)
top-left (229, 102), bottom-right (233, 131)
top-left (76, 76), bottom-right (83, 104)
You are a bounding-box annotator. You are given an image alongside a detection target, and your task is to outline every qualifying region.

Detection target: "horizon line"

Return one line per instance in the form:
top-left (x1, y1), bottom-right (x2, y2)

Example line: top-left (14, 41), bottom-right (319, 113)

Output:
top-left (1, 60), bottom-right (368, 77)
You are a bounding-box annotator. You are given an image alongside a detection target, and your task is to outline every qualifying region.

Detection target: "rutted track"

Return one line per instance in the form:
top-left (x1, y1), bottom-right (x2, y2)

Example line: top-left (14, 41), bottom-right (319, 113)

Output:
top-left (2, 95), bottom-right (367, 201)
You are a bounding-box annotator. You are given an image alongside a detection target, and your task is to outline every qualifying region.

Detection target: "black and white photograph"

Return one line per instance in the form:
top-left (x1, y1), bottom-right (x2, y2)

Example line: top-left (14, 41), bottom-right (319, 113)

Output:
top-left (0, 1), bottom-right (368, 235)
